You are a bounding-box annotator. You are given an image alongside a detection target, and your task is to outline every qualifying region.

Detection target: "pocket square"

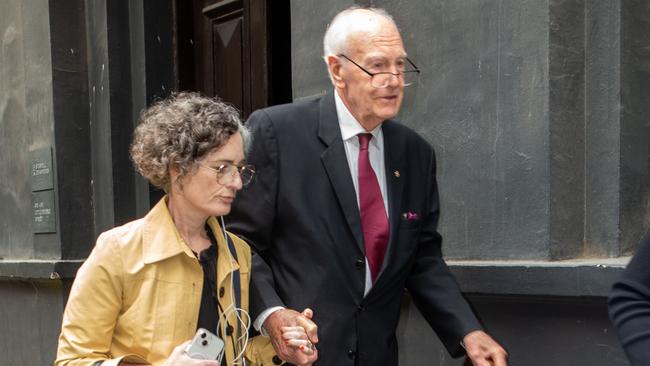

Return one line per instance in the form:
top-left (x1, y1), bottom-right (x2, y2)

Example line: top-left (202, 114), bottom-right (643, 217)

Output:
top-left (402, 211), bottom-right (419, 220)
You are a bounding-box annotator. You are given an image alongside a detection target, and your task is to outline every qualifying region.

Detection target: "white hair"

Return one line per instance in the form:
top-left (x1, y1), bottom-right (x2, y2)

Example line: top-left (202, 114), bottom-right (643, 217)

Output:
top-left (322, 6), bottom-right (397, 61)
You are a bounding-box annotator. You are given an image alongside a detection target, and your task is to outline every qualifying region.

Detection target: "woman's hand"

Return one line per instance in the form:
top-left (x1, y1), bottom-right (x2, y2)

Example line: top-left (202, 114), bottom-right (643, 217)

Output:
top-left (159, 341), bottom-right (220, 366)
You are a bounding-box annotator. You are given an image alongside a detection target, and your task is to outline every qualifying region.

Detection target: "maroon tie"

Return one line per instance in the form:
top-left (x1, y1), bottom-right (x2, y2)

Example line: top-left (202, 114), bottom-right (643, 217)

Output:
top-left (357, 133), bottom-right (389, 282)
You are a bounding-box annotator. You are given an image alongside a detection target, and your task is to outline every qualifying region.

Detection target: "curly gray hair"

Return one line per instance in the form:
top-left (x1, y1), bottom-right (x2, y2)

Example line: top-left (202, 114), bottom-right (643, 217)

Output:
top-left (130, 92), bottom-right (249, 191)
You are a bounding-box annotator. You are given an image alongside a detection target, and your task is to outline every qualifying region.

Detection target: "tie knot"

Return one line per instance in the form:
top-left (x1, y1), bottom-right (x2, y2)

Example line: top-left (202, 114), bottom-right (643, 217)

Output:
top-left (358, 133), bottom-right (372, 150)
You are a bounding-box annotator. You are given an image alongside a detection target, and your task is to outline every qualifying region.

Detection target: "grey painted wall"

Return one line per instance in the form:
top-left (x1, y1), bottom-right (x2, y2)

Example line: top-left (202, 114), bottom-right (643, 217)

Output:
top-left (0, 2), bottom-right (66, 364)
top-left (288, 1), bottom-right (647, 365)
top-left (289, 0), bottom-right (352, 99)
top-left (289, 0), bottom-right (650, 261)
top-left (583, 0), bottom-right (650, 258)
top-left (384, 0), bottom-right (553, 260)
top-left (0, 0), bottom-right (57, 260)
top-left (0, 0), bottom-right (646, 365)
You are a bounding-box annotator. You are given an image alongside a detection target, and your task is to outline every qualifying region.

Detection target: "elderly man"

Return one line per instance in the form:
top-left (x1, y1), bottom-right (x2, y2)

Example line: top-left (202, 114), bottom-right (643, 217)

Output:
top-left (228, 6), bottom-right (507, 366)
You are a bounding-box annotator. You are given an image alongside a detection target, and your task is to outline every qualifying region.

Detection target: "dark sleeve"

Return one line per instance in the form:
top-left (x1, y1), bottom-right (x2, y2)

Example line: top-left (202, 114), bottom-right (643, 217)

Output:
top-left (608, 230), bottom-right (650, 366)
top-left (405, 148), bottom-right (482, 358)
top-left (227, 109), bottom-right (285, 317)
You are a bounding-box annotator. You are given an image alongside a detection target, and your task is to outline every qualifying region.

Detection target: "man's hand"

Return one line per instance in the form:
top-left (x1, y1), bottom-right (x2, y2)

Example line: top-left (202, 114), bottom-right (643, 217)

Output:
top-left (264, 308), bottom-right (319, 365)
top-left (462, 330), bottom-right (508, 366)
top-left (282, 308), bottom-right (318, 355)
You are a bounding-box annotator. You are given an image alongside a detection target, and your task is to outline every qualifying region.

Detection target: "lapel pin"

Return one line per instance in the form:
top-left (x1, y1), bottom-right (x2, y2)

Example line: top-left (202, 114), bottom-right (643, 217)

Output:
top-left (403, 212), bottom-right (419, 220)
top-left (394, 170), bottom-right (400, 178)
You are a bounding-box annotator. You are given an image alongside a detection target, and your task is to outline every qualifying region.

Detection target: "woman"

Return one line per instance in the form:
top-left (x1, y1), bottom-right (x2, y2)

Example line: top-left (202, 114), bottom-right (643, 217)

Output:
top-left (56, 92), bottom-right (282, 366)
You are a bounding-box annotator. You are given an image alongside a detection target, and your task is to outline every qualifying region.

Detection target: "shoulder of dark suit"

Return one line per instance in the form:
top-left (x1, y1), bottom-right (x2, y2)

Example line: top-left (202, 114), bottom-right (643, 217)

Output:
top-left (382, 119), bottom-right (435, 155)
top-left (246, 93), bottom-right (323, 130)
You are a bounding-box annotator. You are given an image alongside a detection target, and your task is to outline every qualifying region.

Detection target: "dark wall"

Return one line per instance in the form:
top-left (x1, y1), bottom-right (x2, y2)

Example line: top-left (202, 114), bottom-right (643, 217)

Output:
top-left (620, 0), bottom-right (650, 255)
top-left (397, 294), bottom-right (628, 366)
top-left (0, 280), bottom-right (65, 365)
top-left (50, 0), bottom-right (94, 260)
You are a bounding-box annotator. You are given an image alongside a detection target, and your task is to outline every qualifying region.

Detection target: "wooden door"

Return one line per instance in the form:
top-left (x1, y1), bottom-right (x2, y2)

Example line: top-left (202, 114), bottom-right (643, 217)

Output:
top-left (176, 0), bottom-right (292, 118)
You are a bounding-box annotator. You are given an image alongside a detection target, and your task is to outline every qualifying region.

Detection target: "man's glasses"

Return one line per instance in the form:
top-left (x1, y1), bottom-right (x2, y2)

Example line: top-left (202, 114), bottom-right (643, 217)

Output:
top-left (198, 163), bottom-right (255, 186)
top-left (338, 54), bottom-right (420, 88)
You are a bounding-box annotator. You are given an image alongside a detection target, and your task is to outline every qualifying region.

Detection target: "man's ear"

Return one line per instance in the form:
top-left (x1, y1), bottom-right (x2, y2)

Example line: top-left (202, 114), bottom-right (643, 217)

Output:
top-left (327, 55), bottom-right (345, 88)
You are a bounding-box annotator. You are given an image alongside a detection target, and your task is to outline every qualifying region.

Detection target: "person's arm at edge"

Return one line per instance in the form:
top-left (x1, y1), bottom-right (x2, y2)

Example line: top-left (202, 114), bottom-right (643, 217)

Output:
top-left (609, 229), bottom-right (650, 366)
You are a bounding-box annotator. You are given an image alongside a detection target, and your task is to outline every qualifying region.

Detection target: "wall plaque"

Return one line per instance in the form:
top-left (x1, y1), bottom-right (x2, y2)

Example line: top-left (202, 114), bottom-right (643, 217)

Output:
top-left (30, 147), bottom-right (54, 191)
top-left (33, 190), bottom-right (56, 233)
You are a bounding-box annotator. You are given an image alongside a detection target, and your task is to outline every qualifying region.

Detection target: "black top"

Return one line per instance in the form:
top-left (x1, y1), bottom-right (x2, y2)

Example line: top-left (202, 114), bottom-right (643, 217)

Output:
top-left (196, 226), bottom-right (219, 336)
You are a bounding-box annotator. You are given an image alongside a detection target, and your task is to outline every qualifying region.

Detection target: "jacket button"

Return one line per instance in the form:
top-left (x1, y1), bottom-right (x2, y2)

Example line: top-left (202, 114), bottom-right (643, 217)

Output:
top-left (272, 355), bottom-right (282, 365)
top-left (357, 305), bottom-right (365, 312)
top-left (355, 259), bottom-right (364, 268)
top-left (226, 325), bottom-right (233, 336)
top-left (219, 287), bottom-right (225, 297)
top-left (347, 349), bottom-right (356, 359)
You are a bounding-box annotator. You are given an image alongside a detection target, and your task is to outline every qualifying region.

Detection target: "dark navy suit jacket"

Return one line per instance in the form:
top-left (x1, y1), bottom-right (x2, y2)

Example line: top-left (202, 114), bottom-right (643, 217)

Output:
top-left (609, 230), bottom-right (650, 366)
top-left (228, 93), bottom-right (482, 366)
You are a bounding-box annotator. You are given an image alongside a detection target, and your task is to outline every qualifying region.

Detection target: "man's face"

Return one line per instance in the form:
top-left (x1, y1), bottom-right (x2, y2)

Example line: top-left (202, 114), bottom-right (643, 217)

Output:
top-left (334, 20), bottom-right (406, 130)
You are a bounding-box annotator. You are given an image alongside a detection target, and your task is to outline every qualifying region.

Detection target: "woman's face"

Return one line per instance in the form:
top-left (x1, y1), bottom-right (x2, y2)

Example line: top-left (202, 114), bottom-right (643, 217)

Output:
top-left (170, 132), bottom-right (246, 218)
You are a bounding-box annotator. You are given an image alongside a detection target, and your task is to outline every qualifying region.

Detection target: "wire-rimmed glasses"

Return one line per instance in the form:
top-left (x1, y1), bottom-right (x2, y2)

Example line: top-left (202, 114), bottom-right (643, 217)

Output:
top-left (338, 54), bottom-right (420, 88)
top-left (198, 163), bottom-right (255, 186)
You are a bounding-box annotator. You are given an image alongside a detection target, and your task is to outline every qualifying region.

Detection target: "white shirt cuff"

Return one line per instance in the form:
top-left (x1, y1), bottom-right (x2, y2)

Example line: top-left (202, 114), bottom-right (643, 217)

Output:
top-left (254, 306), bottom-right (285, 335)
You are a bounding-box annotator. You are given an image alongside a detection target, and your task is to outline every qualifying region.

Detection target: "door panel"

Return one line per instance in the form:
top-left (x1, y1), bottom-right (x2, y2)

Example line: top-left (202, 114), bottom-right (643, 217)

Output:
top-left (212, 15), bottom-right (245, 109)
top-left (177, 0), bottom-right (284, 119)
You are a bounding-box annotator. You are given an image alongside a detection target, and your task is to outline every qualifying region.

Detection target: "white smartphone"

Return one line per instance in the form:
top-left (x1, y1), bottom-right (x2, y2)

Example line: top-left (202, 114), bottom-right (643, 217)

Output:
top-left (185, 328), bottom-right (225, 361)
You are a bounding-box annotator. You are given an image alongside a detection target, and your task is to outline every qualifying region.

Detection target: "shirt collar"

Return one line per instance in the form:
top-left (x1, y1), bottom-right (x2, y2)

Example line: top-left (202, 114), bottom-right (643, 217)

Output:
top-left (334, 90), bottom-right (383, 146)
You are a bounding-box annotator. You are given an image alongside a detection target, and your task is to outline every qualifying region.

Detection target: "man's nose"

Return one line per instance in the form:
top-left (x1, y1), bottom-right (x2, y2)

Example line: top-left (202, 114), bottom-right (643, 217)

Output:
top-left (387, 72), bottom-right (402, 88)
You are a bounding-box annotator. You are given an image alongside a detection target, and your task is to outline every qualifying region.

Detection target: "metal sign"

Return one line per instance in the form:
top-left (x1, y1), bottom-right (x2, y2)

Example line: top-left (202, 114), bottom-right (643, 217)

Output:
top-left (32, 190), bottom-right (56, 233)
top-left (30, 147), bottom-right (54, 191)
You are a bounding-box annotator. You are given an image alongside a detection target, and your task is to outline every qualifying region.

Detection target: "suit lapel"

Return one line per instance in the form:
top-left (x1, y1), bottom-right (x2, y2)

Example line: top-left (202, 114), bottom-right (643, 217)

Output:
top-left (318, 94), bottom-right (365, 253)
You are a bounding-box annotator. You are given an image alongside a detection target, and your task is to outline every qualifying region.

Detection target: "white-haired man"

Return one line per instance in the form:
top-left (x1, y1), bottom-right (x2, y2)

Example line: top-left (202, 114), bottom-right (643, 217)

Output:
top-left (229, 6), bottom-right (508, 366)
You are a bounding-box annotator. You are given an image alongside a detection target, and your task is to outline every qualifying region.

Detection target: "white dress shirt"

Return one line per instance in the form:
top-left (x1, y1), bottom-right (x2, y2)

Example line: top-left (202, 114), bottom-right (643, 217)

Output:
top-left (254, 90), bottom-right (389, 332)
top-left (335, 90), bottom-right (389, 297)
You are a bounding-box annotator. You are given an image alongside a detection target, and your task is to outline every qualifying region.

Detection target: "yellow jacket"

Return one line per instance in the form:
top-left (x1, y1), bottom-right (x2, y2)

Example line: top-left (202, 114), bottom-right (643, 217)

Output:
top-left (56, 197), bottom-right (278, 366)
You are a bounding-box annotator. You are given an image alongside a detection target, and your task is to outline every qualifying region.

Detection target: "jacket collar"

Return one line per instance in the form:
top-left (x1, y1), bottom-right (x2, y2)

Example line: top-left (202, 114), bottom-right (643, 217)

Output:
top-left (142, 197), bottom-right (193, 264)
top-left (317, 92), bottom-right (340, 147)
top-left (141, 196), bottom-right (239, 272)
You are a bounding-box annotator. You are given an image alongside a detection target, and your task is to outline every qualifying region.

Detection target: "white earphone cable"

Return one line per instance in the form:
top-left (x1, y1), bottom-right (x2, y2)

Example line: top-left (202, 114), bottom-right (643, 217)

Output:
top-left (217, 215), bottom-right (250, 365)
